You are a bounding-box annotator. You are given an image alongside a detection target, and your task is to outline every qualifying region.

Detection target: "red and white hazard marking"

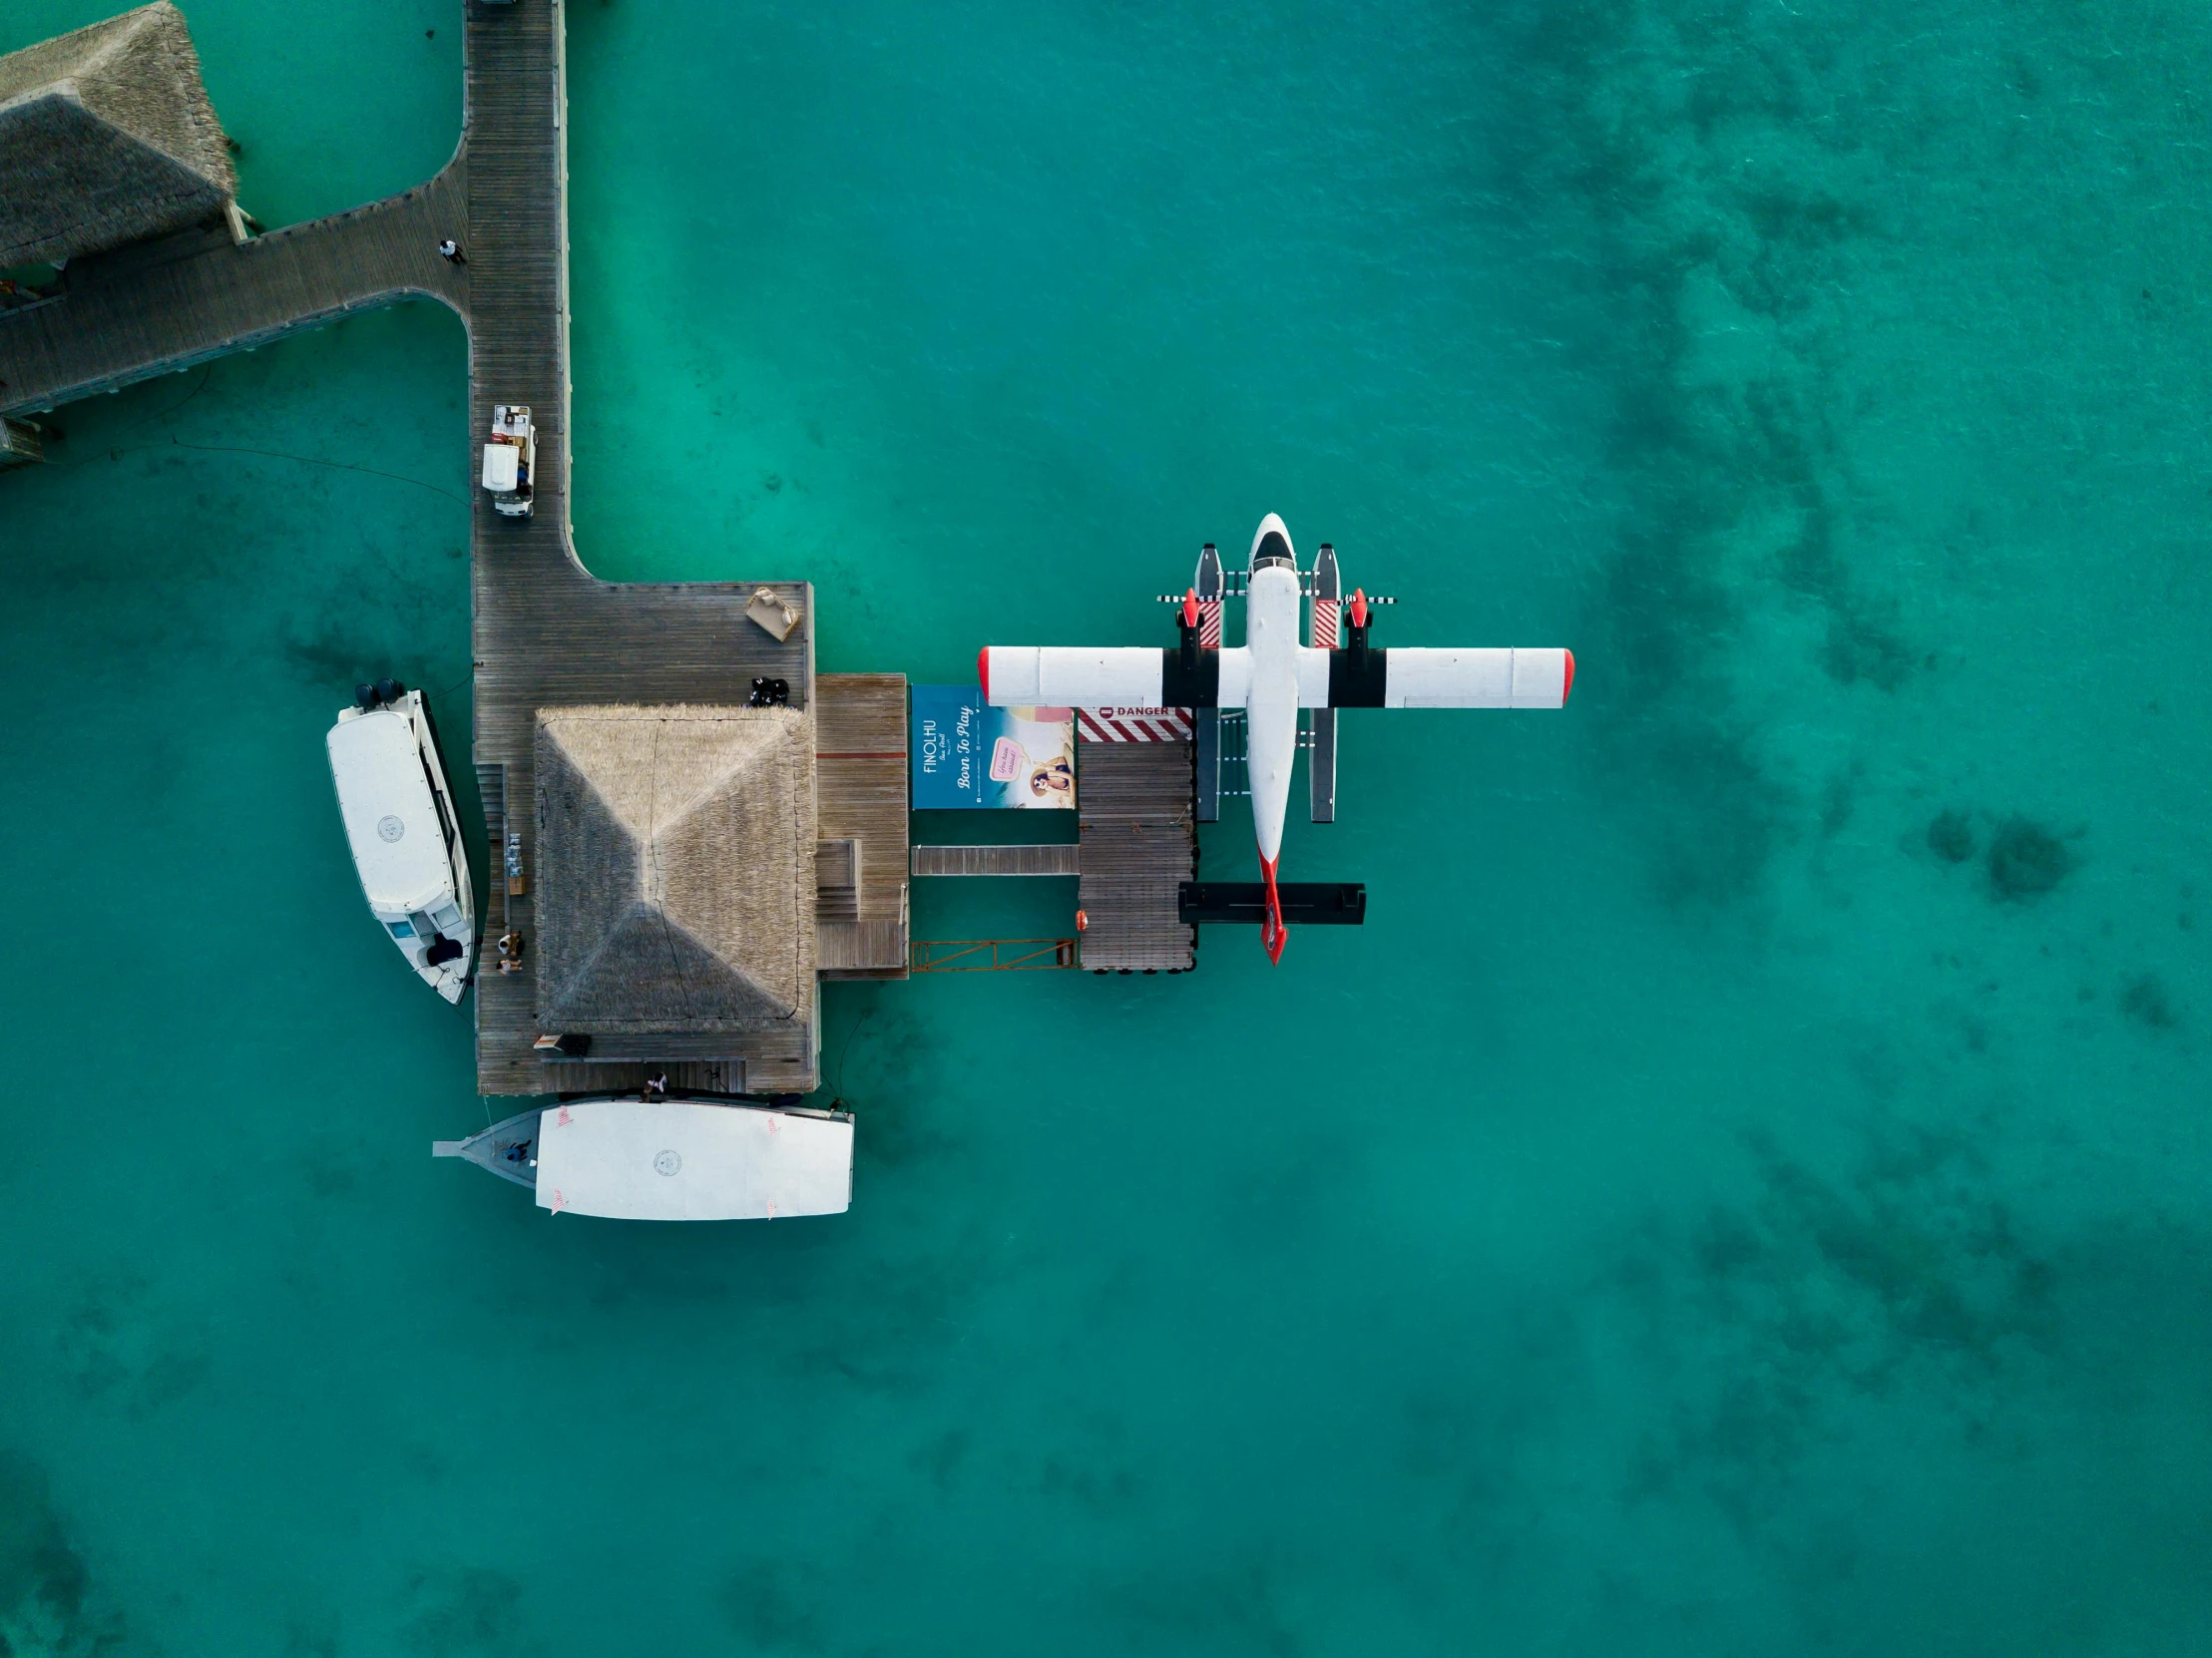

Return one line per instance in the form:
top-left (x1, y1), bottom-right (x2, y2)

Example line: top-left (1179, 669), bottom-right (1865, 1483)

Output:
top-left (1200, 600), bottom-right (1223, 648)
top-left (1078, 705), bottom-right (1194, 743)
top-left (1311, 598), bottom-right (1339, 650)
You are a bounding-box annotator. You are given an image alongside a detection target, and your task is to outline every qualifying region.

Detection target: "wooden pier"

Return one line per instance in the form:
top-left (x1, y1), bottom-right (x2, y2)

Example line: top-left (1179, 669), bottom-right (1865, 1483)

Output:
top-left (0, 170), bottom-right (467, 415)
top-left (1076, 743), bottom-right (1197, 973)
top-left (2, 0), bottom-right (910, 1095)
top-left (463, 0), bottom-right (903, 1093)
top-left (1, 0), bottom-right (1223, 1092)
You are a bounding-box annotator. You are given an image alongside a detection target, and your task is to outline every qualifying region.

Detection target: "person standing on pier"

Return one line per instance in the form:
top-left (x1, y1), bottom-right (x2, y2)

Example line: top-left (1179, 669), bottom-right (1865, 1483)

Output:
top-left (438, 238), bottom-right (467, 265)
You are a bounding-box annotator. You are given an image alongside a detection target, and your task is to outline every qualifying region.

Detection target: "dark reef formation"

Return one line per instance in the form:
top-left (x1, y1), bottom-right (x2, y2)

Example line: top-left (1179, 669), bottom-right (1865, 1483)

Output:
top-left (1986, 816), bottom-right (2074, 901)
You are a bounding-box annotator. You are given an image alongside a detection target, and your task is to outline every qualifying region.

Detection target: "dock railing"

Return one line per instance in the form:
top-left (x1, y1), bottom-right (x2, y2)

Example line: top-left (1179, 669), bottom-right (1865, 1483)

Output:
top-left (909, 938), bottom-right (1077, 973)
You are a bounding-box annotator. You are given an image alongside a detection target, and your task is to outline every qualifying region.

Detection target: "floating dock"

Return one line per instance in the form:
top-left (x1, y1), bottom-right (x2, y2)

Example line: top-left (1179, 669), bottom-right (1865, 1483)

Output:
top-left (1075, 742), bottom-right (1196, 973)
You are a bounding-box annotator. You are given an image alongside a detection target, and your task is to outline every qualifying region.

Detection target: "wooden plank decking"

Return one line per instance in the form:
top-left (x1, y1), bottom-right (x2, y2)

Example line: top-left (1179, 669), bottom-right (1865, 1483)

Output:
top-left (463, 0), bottom-right (830, 1095)
top-left (0, 0), bottom-right (1182, 1099)
top-left (0, 168), bottom-right (468, 415)
top-left (1076, 743), bottom-right (1196, 973)
top-left (2, 0), bottom-right (864, 1095)
top-left (815, 672), bottom-right (910, 980)
top-left (912, 844), bottom-right (1082, 877)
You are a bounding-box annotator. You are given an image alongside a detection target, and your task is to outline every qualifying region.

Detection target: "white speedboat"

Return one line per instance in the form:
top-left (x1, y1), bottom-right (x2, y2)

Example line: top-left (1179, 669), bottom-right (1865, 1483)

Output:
top-left (433, 1096), bottom-right (854, 1220)
top-left (327, 680), bottom-right (476, 1002)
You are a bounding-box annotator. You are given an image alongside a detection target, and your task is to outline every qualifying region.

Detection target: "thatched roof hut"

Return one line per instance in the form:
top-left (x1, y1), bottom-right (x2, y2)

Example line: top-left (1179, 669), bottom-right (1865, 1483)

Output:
top-left (0, 2), bottom-right (237, 265)
top-left (534, 705), bottom-right (817, 1036)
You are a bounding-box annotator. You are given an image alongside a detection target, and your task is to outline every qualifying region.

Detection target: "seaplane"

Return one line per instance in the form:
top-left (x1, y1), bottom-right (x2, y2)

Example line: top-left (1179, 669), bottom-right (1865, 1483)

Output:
top-left (979, 513), bottom-right (1572, 963)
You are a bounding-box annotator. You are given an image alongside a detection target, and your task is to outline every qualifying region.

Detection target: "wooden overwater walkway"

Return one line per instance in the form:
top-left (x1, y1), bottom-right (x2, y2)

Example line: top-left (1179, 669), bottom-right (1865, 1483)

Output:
top-left (0, 0), bottom-right (908, 1096)
top-left (0, 173), bottom-right (468, 414)
top-left (0, 0), bottom-right (1207, 1070)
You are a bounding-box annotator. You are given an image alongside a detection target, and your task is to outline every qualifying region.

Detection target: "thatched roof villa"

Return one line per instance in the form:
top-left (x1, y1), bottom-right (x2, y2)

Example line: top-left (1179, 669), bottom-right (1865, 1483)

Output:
top-left (0, 2), bottom-right (237, 265)
top-left (535, 704), bottom-right (819, 1065)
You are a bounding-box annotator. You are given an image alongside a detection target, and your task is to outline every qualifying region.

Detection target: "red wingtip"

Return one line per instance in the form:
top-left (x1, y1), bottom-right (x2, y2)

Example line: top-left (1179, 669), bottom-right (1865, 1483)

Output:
top-left (1561, 648), bottom-right (1575, 705)
top-left (1259, 855), bottom-right (1288, 965)
top-left (977, 645), bottom-right (991, 702)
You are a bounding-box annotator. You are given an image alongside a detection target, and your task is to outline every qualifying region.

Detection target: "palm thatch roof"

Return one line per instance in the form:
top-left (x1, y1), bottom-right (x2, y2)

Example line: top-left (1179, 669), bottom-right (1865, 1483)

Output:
top-left (534, 705), bottom-right (817, 1036)
top-left (0, 3), bottom-right (236, 265)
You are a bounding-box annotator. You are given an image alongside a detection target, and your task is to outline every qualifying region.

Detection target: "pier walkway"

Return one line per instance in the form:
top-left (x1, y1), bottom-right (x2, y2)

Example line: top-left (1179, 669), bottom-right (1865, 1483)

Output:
top-left (2, 0), bottom-right (909, 1095)
top-left (0, 168), bottom-right (467, 415)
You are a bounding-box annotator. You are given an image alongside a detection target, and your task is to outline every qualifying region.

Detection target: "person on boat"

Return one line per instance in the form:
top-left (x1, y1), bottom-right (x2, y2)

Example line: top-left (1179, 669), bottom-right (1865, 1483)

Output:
top-left (643, 1071), bottom-right (668, 1101)
top-left (504, 1139), bottom-right (531, 1164)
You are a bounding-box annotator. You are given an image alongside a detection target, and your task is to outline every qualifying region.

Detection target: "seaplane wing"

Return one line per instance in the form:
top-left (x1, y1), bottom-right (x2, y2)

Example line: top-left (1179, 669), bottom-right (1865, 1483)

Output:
top-left (977, 642), bottom-right (1571, 709)
top-left (979, 514), bottom-right (1572, 964)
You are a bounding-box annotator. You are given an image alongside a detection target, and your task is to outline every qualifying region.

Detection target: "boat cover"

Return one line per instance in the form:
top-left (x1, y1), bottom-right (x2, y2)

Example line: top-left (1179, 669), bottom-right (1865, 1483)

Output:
top-left (327, 708), bottom-right (452, 913)
top-left (533, 1099), bottom-right (852, 1220)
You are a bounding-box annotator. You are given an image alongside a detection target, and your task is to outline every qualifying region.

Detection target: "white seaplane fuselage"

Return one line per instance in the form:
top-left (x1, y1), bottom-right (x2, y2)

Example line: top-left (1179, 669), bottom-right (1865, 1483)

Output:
top-left (1239, 551), bottom-right (1310, 870)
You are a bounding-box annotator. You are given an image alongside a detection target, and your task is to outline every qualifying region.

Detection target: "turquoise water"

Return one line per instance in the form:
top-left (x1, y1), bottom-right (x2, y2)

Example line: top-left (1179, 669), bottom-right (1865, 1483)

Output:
top-left (5, 0), bottom-right (2212, 1650)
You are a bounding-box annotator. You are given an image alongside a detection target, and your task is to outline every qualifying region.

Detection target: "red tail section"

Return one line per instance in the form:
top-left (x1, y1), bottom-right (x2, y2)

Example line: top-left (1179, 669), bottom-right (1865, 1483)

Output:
top-left (1259, 855), bottom-right (1287, 965)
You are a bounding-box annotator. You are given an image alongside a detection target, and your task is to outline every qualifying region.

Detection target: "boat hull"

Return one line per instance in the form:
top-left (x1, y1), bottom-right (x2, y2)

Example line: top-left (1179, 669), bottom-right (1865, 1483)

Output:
top-left (328, 688), bottom-right (477, 1001)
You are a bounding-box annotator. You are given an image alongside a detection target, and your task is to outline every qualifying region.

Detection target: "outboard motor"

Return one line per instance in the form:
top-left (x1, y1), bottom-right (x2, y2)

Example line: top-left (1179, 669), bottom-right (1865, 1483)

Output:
top-left (354, 683), bottom-right (379, 711)
top-left (374, 677), bottom-right (404, 705)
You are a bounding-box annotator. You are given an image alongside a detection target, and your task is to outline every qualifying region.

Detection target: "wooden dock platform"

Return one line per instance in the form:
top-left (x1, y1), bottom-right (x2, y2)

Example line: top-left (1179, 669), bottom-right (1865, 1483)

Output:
top-left (1076, 743), bottom-right (1196, 973)
top-left (815, 672), bottom-right (911, 981)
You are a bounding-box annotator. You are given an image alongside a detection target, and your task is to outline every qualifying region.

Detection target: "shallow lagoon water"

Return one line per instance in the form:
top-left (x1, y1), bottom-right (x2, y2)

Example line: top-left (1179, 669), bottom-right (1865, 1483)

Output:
top-left (3, 0), bottom-right (2210, 1651)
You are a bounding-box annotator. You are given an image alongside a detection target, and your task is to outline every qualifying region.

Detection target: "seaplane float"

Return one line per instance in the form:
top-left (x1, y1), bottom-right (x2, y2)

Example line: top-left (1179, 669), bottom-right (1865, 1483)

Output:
top-left (326, 678), bottom-right (477, 1001)
top-left (980, 513), bottom-right (1573, 963)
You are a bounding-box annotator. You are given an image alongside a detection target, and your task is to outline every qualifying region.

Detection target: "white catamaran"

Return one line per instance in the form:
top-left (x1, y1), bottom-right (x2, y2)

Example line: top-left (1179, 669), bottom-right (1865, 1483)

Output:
top-left (327, 680), bottom-right (477, 1002)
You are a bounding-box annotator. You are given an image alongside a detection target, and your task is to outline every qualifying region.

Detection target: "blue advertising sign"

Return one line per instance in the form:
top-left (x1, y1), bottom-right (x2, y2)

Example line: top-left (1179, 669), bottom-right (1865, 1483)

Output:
top-left (911, 686), bottom-right (1076, 809)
